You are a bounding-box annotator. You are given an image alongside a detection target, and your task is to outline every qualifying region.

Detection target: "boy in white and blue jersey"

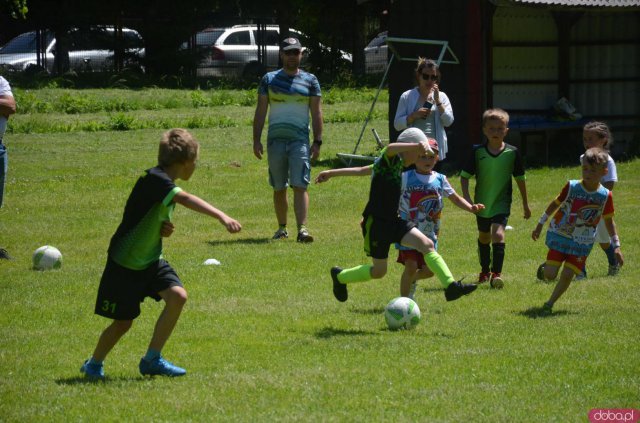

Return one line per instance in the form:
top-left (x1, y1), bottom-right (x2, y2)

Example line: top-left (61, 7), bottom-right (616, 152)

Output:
top-left (532, 148), bottom-right (624, 315)
top-left (396, 138), bottom-right (484, 298)
top-left (253, 37), bottom-right (323, 243)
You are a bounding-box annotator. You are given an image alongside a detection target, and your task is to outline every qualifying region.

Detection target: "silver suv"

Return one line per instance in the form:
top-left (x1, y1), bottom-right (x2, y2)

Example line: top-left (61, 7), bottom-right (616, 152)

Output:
top-left (364, 31), bottom-right (388, 74)
top-left (0, 27), bottom-right (144, 73)
top-left (189, 24), bottom-right (351, 80)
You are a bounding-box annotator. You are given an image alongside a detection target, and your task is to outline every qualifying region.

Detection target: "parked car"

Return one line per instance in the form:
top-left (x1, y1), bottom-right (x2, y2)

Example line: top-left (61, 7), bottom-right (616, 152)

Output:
top-left (0, 27), bottom-right (144, 73)
top-left (187, 24), bottom-right (351, 80)
top-left (364, 31), bottom-right (388, 74)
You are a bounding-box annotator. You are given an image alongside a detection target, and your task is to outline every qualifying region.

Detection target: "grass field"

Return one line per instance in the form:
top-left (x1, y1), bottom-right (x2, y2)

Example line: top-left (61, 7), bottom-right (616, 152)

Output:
top-left (0, 88), bottom-right (638, 422)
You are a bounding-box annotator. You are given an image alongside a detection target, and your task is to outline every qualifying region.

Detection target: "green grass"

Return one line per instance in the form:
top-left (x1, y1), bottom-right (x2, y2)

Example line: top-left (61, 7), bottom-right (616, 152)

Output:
top-left (0, 88), bottom-right (638, 422)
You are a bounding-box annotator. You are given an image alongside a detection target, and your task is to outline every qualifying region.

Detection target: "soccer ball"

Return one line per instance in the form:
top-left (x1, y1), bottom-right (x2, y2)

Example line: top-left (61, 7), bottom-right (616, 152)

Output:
top-left (32, 245), bottom-right (62, 270)
top-left (384, 297), bottom-right (421, 330)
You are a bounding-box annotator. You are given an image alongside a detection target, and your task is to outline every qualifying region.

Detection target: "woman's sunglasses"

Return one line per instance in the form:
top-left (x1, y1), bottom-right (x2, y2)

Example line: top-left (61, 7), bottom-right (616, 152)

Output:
top-left (422, 74), bottom-right (438, 81)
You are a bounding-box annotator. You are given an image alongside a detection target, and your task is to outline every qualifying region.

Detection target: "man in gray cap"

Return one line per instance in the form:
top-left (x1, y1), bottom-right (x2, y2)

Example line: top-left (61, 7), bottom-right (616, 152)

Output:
top-left (252, 37), bottom-right (323, 243)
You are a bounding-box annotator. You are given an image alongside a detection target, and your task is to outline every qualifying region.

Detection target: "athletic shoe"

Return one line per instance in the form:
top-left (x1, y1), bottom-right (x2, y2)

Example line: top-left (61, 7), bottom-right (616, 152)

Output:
top-left (80, 359), bottom-right (105, 380)
top-left (536, 263), bottom-right (546, 281)
top-left (408, 282), bottom-right (418, 300)
top-left (575, 268), bottom-right (587, 281)
top-left (296, 228), bottom-right (314, 243)
top-left (272, 227), bottom-right (288, 240)
top-left (607, 264), bottom-right (620, 276)
top-left (331, 266), bottom-right (348, 302)
top-left (139, 356), bottom-right (186, 377)
top-left (477, 272), bottom-right (491, 284)
top-left (0, 248), bottom-right (12, 260)
top-left (444, 280), bottom-right (477, 302)
top-left (490, 272), bottom-right (504, 289)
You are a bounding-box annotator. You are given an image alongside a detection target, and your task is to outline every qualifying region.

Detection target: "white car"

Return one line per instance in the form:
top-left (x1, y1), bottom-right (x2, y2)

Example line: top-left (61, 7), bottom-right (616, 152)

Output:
top-left (0, 27), bottom-right (144, 73)
top-left (188, 24), bottom-right (351, 80)
top-left (364, 31), bottom-right (388, 74)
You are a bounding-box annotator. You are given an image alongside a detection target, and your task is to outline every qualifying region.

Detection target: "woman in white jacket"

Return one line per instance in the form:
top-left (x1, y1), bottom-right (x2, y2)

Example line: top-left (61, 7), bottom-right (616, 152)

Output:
top-left (393, 58), bottom-right (454, 160)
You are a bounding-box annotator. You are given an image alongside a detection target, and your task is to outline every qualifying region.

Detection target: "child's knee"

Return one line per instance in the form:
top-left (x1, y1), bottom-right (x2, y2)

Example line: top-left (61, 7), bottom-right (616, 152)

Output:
top-left (478, 232), bottom-right (491, 244)
top-left (164, 286), bottom-right (188, 307)
top-left (543, 265), bottom-right (559, 280)
top-left (371, 265), bottom-right (387, 279)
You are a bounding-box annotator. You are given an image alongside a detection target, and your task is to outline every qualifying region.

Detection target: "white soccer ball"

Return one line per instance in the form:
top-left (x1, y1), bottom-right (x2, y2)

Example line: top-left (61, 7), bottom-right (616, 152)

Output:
top-left (384, 297), bottom-right (421, 330)
top-left (32, 245), bottom-right (63, 270)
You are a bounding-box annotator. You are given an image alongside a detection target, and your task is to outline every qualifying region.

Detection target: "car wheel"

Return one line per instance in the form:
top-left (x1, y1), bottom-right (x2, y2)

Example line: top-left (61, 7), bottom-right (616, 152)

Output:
top-left (242, 62), bottom-right (265, 83)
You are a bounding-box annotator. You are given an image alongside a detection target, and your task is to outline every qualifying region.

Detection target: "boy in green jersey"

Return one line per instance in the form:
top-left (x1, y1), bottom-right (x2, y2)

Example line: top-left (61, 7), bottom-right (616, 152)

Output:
top-left (81, 129), bottom-right (242, 379)
top-left (460, 109), bottom-right (531, 288)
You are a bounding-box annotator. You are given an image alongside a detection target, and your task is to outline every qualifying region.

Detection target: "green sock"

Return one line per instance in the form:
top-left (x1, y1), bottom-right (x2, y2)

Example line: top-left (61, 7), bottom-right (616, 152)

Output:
top-left (424, 251), bottom-right (455, 288)
top-left (338, 265), bottom-right (372, 284)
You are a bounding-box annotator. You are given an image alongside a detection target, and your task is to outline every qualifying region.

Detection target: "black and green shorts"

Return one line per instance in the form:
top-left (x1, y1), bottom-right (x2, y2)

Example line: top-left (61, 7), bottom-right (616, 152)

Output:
top-left (94, 258), bottom-right (182, 320)
top-left (361, 214), bottom-right (415, 260)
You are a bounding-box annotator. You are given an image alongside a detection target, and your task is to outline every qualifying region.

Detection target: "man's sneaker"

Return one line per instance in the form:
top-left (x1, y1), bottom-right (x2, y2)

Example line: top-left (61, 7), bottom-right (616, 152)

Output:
top-left (536, 263), bottom-right (546, 281)
top-left (139, 356), bottom-right (186, 377)
top-left (408, 282), bottom-right (418, 300)
top-left (607, 264), bottom-right (620, 276)
top-left (0, 248), bottom-right (12, 260)
top-left (272, 227), bottom-right (288, 240)
top-left (444, 280), bottom-right (477, 302)
top-left (490, 272), bottom-right (504, 289)
top-left (296, 228), bottom-right (314, 243)
top-left (331, 266), bottom-right (348, 302)
top-left (575, 269), bottom-right (587, 281)
top-left (477, 272), bottom-right (491, 284)
top-left (80, 359), bottom-right (105, 380)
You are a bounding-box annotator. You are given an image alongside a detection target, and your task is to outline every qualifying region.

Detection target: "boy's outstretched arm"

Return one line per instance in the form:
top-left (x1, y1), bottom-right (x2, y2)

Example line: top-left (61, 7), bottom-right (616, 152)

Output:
top-left (531, 199), bottom-right (560, 241)
top-left (516, 179), bottom-right (531, 219)
top-left (385, 141), bottom-right (433, 158)
top-left (448, 193), bottom-right (484, 214)
top-left (315, 165), bottom-right (372, 183)
top-left (173, 191), bottom-right (242, 233)
top-left (604, 217), bottom-right (624, 266)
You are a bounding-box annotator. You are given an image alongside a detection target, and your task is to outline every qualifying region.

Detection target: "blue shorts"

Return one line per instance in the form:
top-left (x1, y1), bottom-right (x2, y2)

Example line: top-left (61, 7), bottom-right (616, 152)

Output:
top-left (267, 139), bottom-right (311, 190)
top-left (94, 258), bottom-right (183, 320)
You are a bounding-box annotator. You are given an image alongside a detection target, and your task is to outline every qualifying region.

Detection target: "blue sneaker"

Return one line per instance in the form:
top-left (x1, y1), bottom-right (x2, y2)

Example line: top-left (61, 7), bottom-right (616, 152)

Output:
top-left (80, 359), bottom-right (105, 380)
top-left (139, 356), bottom-right (186, 377)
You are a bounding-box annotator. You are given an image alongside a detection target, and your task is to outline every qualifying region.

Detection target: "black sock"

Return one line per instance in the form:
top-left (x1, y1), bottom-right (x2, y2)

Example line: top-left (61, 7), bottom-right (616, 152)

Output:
top-left (491, 242), bottom-right (506, 273)
top-left (478, 240), bottom-right (491, 273)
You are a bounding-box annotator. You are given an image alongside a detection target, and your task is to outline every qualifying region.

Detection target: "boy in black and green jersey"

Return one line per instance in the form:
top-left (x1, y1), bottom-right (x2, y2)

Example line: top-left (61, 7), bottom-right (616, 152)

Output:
top-left (81, 129), bottom-right (242, 380)
top-left (316, 128), bottom-right (477, 303)
top-left (460, 109), bottom-right (531, 288)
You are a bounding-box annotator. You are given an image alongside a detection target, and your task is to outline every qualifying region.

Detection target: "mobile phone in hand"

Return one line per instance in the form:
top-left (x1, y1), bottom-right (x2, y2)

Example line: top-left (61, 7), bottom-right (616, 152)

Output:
top-left (423, 101), bottom-right (433, 109)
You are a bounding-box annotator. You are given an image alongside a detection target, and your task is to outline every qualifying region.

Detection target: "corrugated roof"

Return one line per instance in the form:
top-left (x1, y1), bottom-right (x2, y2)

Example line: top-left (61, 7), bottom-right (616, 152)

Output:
top-left (496, 0), bottom-right (640, 7)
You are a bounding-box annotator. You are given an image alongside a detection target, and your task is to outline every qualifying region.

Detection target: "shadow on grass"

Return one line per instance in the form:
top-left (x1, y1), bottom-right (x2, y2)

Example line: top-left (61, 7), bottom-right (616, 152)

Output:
top-left (206, 237), bottom-right (271, 247)
top-left (55, 375), bottom-right (147, 385)
top-left (518, 306), bottom-right (576, 319)
top-left (315, 326), bottom-right (376, 339)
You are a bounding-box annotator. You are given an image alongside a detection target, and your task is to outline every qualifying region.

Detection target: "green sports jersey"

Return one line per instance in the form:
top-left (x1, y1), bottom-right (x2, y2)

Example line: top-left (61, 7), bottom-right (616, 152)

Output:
top-left (362, 146), bottom-right (405, 220)
top-left (460, 143), bottom-right (526, 218)
top-left (108, 167), bottom-right (182, 270)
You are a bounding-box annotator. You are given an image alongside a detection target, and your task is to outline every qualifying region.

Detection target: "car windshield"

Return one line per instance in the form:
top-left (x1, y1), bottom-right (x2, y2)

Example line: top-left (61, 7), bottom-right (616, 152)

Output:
top-left (195, 30), bottom-right (225, 47)
top-left (0, 31), bottom-right (53, 54)
top-left (366, 32), bottom-right (387, 48)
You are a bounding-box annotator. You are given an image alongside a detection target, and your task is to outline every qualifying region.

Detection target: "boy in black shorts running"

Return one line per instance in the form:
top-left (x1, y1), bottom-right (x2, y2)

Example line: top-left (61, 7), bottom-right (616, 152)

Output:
top-left (81, 129), bottom-right (241, 379)
top-left (316, 127), bottom-right (477, 303)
